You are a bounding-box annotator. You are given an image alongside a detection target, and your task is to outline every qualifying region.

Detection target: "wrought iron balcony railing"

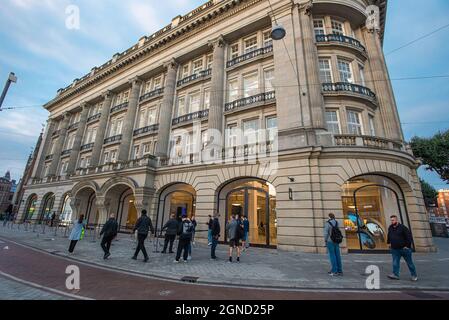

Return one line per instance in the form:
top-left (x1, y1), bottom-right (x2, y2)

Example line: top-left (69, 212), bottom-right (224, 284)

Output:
top-left (322, 83), bottom-right (376, 99)
top-left (172, 109), bottom-right (209, 126)
top-left (52, 129), bottom-right (60, 137)
top-left (110, 102), bottom-right (128, 114)
top-left (139, 87), bottom-right (164, 102)
top-left (133, 124), bottom-right (159, 136)
top-left (315, 34), bottom-right (366, 52)
top-left (67, 122), bottom-right (79, 131)
top-left (225, 91), bottom-right (275, 112)
top-left (61, 149), bottom-right (72, 156)
top-left (104, 134), bottom-right (122, 144)
top-left (87, 113), bottom-right (101, 123)
top-left (177, 69), bottom-right (212, 87)
top-left (80, 143), bottom-right (94, 151)
top-left (226, 45), bottom-right (273, 68)
top-left (45, 154), bottom-right (53, 161)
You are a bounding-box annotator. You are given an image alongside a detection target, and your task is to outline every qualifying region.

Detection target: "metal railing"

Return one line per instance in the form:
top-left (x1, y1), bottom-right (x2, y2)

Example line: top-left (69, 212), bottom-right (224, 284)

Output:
top-left (315, 34), bottom-right (366, 52)
top-left (61, 149), bottom-right (72, 156)
top-left (67, 122), bottom-right (79, 131)
top-left (76, 154), bottom-right (157, 175)
top-left (110, 102), bottom-right (129, 113)
top-left (45, 154), bottom-right (54, 161)
top-left (104, 134), bottom-right (122, 144)
top-left (322, 82), bottom-right (376, 99)
top-left (87, 113), bottom-right (101, 123)
top-left (172, 109), bottom-right (209, 126)
top-left (226, 45), bottom-right (273, 68)
top-left (80, 143), bottom-right (94, 151)
top-left (133, 124), bottom-right (159, 136)
top-left (52, 129), bottom-right (60, 137)
top-left (177, 69), bottom-right (212, 87)
top-left (139, 87), bottom-right (164, 102)
top-left (225, 91), bottom-right (275, 112)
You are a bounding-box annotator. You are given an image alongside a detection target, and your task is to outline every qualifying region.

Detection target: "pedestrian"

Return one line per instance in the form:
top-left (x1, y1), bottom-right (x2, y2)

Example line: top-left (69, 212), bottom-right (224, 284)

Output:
top-left (100, 213), bottom-right (118, 259)
top-left (206, 215), bottom-right (213, 246)
top-left (324, 213), bottom-right (343, 276)
top-left (3, 204), bottom-right (12, 227)
top-left (50, 211), bottom-right (56, 227)
top-left (132, 210), bottom-right (154, 263)
top-left (210, 213), bottom-right (221, 260)
top-left (187, 214), bottom-right (197, 260)
top-left (242, 216), bottom-right (250, 250)
top-left (387, 215), bottom-right (418, 281)
top-left (161, 214), bottom-right (178, 254)
top-left (68, 215), bottom-right (86, 254)
top-left (174, 213), bottom-right (194, 263)
top-left (227, 214), bottom-right (241, 263)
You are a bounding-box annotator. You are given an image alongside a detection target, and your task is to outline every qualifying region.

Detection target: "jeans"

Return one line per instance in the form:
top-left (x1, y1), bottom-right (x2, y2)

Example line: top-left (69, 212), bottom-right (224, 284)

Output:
top-left (243, 231), bottom-right (249, 247)
top-left (134, 233), bottom-right (148, 259)
top-left (207, 229), bottom-right (212, 244)
top-left (176, 238), bottom-right (190, 261)
top-left (211, 237), bottom-right (218, 259)
top-left (101, 235), bottom-right (114, 255)
top-left (162, 234), bottom-right (176, 253)
top-left (391, 248), bottom-right (417, 277)
top-left (326, 241), bottom-right (342, 274)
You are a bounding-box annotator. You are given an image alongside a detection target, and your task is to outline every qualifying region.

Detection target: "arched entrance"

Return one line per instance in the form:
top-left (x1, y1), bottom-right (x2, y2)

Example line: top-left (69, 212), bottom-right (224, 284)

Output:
top-left (342, 174), bottom-right (412, 252)
top-left (39, 193), bottom-right (55, 223)
top-left (74, 188), bottom-right (98, 225)
top-left (156, 183), bottom-right (196, 234)
top-left (218, 178), bottom-right (277, 248)
top-left (104, 184), bottom-right (137, 232)
top-left (59, 194), bottom-right (73, 225)
top-left (23, 194), bottom-right (37, 222)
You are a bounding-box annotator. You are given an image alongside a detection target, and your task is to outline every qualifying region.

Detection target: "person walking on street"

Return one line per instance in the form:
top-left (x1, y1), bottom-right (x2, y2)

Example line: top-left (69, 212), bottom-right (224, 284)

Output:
top-left (161, 214), bottom-right (178, 254)
top-left (132, 210), bottom-right (154, 263)
top-left (68, 215), bottom-right (86, 254)
top-left (227, 214), bottom-right (241, 263)
top-left (50, 211), bottom-right (56, 227)
top-left (100, 214), bottom-right (118, 259)
top-left (387, 215), bottom-right (418, 281)
top-left (210, 213), bottom-right (221, 260)
top-left (175, 214), bottom-right (194, 263)
top-left (187, 215), bottom-right (197, 260)
top-left (3, 204), bottom-right (12, 227)
top-left (207, 215), bottom-right (213, 246)
top-left (324, 213), bottom-right (343, 276)
top-left (242, 216), bottom-right (250, 250)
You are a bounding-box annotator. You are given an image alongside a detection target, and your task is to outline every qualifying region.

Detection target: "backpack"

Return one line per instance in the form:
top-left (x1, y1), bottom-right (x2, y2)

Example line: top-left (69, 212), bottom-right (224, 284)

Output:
top-left (329, 221), bottom-right (343, 244)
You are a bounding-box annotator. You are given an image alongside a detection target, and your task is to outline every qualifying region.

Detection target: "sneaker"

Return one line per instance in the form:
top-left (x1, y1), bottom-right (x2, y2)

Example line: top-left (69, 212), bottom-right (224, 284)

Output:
top-left (411, 276), bottom-right (418, 282)
top-left (169, 251), bottom-right (175, 254)
top-left (183, 259), bottom-right (188, 263)
top-left (187, 255), bottom-right (192, 261)
top-left (131, 256), bottom-right (137, 260)
top-left (161, 251), bottom-right (166, 254)
top-left (388, 274), bottom-right (400, 280)
top-left (208, 243), bottom-right (212, 246)
top-left (328, 272), bottom-right (337, 276)
top-left (174, 260), bottom-right (180, 263)
top-left (337, 272), bottom-right (343, 276)
top-left (228, 257), bottom-right (232, 263)
top-left (237, 257), bottom-right (240, 263)
top-left (143, 257), bottom-right (149, 263)
top-left (104, 253), bottom-right (111, 260)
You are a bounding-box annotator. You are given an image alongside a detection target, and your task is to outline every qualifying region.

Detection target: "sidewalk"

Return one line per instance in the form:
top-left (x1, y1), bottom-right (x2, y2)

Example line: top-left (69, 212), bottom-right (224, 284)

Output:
top-left (1, 223), bottom-right (448, 291)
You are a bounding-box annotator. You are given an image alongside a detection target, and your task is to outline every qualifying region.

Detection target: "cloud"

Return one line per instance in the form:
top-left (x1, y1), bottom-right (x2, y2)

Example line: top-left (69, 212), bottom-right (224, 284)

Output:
top-left (128, 2), bottom-right (164, 34)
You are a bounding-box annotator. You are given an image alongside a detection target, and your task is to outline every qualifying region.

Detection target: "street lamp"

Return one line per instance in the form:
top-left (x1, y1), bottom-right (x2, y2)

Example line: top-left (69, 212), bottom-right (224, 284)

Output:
top-left (271, 24), bottom-right (286, 40)
top-left (0, 72), bottom-right (18, 111)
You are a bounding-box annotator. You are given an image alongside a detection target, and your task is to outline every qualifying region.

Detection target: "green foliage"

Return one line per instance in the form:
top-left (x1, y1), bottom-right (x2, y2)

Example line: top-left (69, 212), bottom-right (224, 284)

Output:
top-left (419, 179), bottom-right (438, 207)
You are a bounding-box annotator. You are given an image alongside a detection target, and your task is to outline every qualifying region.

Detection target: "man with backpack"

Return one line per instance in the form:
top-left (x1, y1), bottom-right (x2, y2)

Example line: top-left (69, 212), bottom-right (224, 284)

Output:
top-left (174, 213), bottom-right (194, 263)
top-left (324, 213), bottom-right (343, 276)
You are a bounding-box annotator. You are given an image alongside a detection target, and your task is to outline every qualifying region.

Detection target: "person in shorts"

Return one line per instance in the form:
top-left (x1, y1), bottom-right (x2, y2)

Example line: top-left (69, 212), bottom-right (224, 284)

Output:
top-left (227, 214), bottom-right (241, 263)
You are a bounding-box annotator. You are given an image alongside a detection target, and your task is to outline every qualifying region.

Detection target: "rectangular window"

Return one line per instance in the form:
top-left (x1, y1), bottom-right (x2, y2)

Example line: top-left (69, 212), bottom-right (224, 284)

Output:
top-left (85, 156), bottom-right (91, 167)
top-left (313, 19), bottom-right (325, 36)
top-left (116, 119), bottom-right (123, 135)
top-left (264, 69), bottom-right (275, 92)
top-left (227, 124), bottom-right (238, 147)
top-left (153, 76), bottom-right (162, 89)
top-left (331, 20), bottom-right (345, 35)
top-left (144, 81), bottom-right (152, 93)
top-left (359, 64), bottom-right (366, 86)
top-left (230, 43), bottom-right (239, 59)
top-left (319, 59), bottom-right (333, 83)
top-left (103, 152), bottom-right (110, 164)
top-left (80, 158), bottom-right (86, 169)
top-left (338, 59), bottom-right (353, 83)
top-left (91, 127), bottom-right (97, 142)
top-left (228, 79), bottom-right (239, 102)
top-left (181, 64), bottom-right (189, 78)
top-left (110, 150), bottom-right (117, 163)
top-left (347, 110), bottom-right (363, 135)
top-left (244, 35), bottom-right (258, 53)
top-left (201, 130), bottom-right (208, 150)
top-left (138, 108), bottom-right (147, 128)
top-left (189, 92), bottom-right (201, 113)
top-left (177, 96), bottom-right (186, 116)
top-left (243, 73), bottom-right (259, 97)
top-left (203, 89), bottom-right (211, 109)
top-left (369, 115), bottom-right (376, 136)
top-left (266, 116), bottom-right (277, 141)
top-left (143, 142), bottom-right (152, 155)
top-left (263, 30), bottom-right (272, 47)
top-left (133, 145), bottom-right (140, 159)
top-left (148, 107), bottom-right (157, 125)
top-left (206, 54), bottom-right (213, 69)
top-left (325, 110), bottom-right (341, 134)
top-left (192, 58), bottom-right (203, 75)
top-left (243, 119), bottom-right (259, 145)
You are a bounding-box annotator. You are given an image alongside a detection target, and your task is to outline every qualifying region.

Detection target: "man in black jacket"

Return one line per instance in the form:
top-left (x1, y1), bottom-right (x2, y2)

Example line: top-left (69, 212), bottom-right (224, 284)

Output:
top-left (387, 215), bottom-right (418, 281)
top-left (100, 214), bottom-right (118, 259)
top-left (132, 210), bottom-right (154, 262)
top-left (161, 214), bottom-right (178, 254)
top-left (210, 213), bottom-right (221, 260)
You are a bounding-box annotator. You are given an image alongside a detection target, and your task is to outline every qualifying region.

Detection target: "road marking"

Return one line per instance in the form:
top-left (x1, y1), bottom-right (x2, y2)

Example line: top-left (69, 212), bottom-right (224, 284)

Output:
top-left (3, 246), bottom-right (9, 250)
top-left (0, 270), bottom-right (92, 300)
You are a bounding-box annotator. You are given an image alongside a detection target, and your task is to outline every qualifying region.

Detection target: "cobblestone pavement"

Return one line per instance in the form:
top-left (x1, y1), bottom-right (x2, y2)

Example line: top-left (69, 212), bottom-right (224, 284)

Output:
top-left (0, 276), bottom-right (66, 300)
top-left (1, 224), bottom-right (449, 291)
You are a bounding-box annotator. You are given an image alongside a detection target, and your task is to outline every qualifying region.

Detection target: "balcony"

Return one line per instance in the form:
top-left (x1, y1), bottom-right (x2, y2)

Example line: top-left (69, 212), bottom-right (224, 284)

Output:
top-left (315, 34), bottom-right (366, 56)
top-left (139, 88), bottom-right (164, 103)
top-left (177, 69), bottom-right (212, 87)
top-left (133, 124), bottom-right (159, 136)
top-left (110, 102), bottom-right (128, 114)
top-left (172, 109), bottom-right (209, 126)
top-left (61, 149), bottom-right (72, 157)
top-left (104, 134), bottom-right (122, 145)
top-left (80, 143), bottom-right (94, 151)
top-left (67, 122), bottom-right (79, 131)
top-left (52, 129), bottom-right (60, 137)
top-left (322, 83), bottom-right (376, 105)
top-left (225, 91), bottom-right (275, 112)
top-left (226, 45), bottom-right (273, 68)
top-left (45, 154), bottom-right (53, 161)
top-left (87, 113), bottom-right (101, 123)
top-left (333, 134), bottom-right (404, 151)
top-left (76, 155), bottom-right (157, 176)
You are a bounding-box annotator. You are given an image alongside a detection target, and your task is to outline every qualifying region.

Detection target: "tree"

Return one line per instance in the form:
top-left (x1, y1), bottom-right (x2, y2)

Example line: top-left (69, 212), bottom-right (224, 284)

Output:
top-left (410, 129), bottom-right (449, 184)
top-left (419, 179), bottom-right (438, 208)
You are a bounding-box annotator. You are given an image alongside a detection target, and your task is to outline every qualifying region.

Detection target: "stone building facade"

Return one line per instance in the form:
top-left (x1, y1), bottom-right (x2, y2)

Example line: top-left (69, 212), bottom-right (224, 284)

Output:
top-left (17, 0), bottom-right (435, 253)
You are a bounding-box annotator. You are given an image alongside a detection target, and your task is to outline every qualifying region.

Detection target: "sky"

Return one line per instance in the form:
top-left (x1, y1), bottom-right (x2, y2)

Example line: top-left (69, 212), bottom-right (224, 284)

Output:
top-left (0, 0), bottom-right (448, 189)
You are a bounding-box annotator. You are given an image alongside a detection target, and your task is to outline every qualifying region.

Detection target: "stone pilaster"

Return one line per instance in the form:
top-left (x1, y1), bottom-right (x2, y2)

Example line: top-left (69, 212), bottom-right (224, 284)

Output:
top-left (155, 58), bottom-right (178, 158)
top-left (32, 118), bottom-right (56, 179)
top-left (47, 113), bottom-right (70, 177)
top-left (118, 77), bottom-right (142, 161)
top-left (90, 91), bottom-right (114, 167)
top-left (66, 103), bottom-right (90, 175)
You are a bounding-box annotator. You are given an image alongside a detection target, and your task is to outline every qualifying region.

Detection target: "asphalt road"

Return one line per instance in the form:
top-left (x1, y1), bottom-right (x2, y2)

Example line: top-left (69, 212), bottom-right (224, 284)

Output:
top-left (0, 237), bottom-right (448, 300)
